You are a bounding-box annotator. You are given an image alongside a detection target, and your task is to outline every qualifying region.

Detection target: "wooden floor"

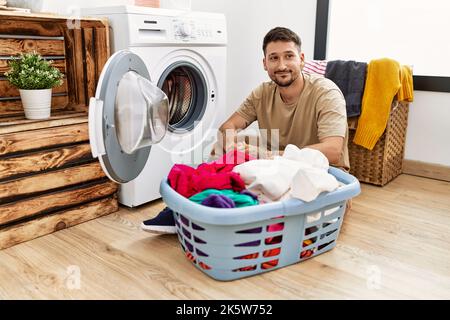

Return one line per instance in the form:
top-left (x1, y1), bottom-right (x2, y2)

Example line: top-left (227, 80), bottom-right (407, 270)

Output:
top-left (0, 174), bottom-right (449, 299)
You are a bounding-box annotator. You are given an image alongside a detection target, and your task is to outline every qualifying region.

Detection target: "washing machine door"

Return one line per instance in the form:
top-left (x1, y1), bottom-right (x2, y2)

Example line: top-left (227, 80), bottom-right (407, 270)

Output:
top-left (88, 50), bottom-right (169, 184)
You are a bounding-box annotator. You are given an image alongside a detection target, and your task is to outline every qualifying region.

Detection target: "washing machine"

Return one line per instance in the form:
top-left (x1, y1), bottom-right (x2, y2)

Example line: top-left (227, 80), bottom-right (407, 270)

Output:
top-left (82, 6), bottom-right (227, 207)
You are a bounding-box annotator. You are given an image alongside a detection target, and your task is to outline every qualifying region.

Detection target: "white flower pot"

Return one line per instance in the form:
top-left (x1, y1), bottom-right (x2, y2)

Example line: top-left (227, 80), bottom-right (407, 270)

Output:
top-left (19, 88), bottom-right (52, 120)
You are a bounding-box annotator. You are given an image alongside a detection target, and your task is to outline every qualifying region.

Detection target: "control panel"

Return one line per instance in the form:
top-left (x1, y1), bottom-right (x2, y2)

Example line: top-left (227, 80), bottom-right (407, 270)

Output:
top-left (173, 19), bottom-right (218, 42)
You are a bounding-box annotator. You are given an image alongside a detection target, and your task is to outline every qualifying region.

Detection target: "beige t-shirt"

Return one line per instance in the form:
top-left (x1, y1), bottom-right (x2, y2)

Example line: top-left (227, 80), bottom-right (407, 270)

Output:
top-left (236, 73), bottom-right (350, 170)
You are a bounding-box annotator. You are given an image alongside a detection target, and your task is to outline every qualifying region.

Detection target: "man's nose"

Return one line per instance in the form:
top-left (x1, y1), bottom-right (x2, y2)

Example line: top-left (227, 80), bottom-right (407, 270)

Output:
top-left (277, 58), bottom-right (288, 70)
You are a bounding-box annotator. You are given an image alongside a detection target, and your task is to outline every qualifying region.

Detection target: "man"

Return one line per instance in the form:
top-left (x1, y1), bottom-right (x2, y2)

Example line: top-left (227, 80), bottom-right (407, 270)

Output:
top-left (142, 27), bottom-right (350, 234)
top-left (217, 27), bottom-right (349, 169)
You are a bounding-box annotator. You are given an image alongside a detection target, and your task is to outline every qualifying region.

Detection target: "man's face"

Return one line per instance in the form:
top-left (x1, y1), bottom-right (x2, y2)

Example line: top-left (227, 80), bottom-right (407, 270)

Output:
top-left (263, 41), bottom-right (304, 88)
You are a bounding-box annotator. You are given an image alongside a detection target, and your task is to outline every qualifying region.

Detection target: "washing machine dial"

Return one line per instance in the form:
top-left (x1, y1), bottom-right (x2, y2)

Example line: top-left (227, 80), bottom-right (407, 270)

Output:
top-left (179, 22), bottom-right (192, 37)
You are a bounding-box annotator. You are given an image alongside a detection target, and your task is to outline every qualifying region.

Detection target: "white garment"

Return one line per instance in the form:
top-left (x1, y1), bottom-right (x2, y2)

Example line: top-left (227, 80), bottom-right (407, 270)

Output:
top-left (233, 145), bottom-right (339, 202)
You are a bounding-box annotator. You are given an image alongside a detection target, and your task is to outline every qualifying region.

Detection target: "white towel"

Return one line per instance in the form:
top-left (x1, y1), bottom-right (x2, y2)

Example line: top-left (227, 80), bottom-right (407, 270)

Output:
top-left (233, 145), bottom-right (339, 202)
top-left (291, 166), bottom-right (339, 202)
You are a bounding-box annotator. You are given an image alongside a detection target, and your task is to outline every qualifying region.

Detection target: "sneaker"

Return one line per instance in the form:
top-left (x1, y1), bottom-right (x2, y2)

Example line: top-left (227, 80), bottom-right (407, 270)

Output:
top-left (140, 207), bottom-right (176, 234)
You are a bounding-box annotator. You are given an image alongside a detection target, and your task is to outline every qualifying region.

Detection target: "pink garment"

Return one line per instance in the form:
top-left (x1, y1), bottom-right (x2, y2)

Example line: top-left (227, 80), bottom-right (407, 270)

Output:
top-left (168, 150), bottom-right (255, 198)
top-left (303, 60), bottom-right (328, 76)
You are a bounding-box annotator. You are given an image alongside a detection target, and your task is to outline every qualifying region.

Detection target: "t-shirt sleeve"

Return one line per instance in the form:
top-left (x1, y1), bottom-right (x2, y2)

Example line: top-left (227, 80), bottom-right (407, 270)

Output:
top-left (235, 86), bottom-right (262, 123)
top-left (316, 88), bottom-right (347, 140)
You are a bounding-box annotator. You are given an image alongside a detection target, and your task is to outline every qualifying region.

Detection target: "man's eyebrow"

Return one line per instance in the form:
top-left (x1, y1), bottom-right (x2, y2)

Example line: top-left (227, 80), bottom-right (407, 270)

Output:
top-left (268, 50), bottom-right (296, 56)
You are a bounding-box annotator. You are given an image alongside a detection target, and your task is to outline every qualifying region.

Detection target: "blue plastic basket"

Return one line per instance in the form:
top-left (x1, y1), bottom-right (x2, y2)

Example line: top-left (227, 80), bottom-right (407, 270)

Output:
top-left (160, 167), bottom-right (361, 281)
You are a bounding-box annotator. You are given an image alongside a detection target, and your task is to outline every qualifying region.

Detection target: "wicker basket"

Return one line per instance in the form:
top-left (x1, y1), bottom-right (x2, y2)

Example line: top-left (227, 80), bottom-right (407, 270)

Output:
top-left (347, 101), bottom-right (409, 186)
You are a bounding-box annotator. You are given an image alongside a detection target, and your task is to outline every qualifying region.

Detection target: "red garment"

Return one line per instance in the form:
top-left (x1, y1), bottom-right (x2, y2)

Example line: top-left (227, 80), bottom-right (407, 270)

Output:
top-left (168, 150), bottom-right (254, 198)
top-left (236, 239), bottom-right (314, 272)
top-left (210, 149), bottom-right (255, 171)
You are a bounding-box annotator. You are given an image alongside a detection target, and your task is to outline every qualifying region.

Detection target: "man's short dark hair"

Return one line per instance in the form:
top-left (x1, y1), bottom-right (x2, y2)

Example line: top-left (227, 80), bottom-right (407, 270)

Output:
top-left (263, 27), bottom-right (302, 55)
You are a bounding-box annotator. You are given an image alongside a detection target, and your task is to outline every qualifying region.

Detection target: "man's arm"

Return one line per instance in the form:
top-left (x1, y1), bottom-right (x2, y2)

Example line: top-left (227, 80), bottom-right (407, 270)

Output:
top-left (273, 136), bottom-right (344, 164)
top-left (305, 136), bottom-right (344, 165)
top-left (217, 112), bottom-right (252, 153)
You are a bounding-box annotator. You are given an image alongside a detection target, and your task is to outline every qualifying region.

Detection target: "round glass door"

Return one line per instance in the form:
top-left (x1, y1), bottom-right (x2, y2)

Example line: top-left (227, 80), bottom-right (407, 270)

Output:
top-left (89, 50), bottom-right (170, 184)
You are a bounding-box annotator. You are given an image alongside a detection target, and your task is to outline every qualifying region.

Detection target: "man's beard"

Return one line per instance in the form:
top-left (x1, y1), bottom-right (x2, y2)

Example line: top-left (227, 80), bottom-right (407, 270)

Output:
top-left (272, 71), bottom-right (298, 87)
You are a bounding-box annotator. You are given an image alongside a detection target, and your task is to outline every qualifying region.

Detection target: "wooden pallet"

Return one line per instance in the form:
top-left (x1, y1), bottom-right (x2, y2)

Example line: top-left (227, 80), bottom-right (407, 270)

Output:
top-left (0, 12), bottom-right (118, 250)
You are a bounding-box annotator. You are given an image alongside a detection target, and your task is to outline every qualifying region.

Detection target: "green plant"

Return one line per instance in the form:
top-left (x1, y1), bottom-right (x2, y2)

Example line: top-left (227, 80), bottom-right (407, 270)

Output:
top-left (5, 52), bottom-right (63, 90)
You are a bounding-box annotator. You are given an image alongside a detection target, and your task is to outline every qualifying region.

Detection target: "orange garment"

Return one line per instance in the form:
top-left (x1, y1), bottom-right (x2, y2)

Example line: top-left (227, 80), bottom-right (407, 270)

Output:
top-left (300, 239), bottom-right (314, 259)
top-left (353, 58), bottom-right (414, 150)
top-left (397, 65), bottom-right (414, 102)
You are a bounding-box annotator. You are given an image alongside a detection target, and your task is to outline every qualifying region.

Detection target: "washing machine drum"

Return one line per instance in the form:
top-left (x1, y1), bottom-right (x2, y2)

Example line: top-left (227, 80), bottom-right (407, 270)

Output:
top-left (89, 50), bottom-right (169, 184)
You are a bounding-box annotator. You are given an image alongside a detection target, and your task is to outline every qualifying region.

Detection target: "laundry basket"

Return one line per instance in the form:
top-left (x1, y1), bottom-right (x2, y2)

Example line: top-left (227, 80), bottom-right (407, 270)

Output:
top-left (160, 167), bottom-right (360, 281)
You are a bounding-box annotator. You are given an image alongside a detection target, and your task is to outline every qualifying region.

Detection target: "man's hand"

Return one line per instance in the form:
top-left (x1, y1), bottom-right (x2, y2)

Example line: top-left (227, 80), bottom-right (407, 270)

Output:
top-left (217, 112), bottom-right (252, 153)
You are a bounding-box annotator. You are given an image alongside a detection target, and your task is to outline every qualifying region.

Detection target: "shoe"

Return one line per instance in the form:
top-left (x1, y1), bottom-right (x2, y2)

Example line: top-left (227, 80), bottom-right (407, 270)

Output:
top-left (141, 207), bottom-right (176, 234)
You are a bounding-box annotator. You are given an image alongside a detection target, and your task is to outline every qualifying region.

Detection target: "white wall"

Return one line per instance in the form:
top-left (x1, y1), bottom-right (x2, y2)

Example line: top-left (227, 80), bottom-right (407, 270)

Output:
top-left (404, 92), bottom-right (450, 165)
top-left (327, 0), bottom-right (450, 77)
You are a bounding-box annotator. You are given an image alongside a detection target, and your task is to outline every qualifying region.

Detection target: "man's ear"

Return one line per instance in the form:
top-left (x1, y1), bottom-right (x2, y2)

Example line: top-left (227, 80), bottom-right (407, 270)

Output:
top-left (300, 52), bottom-right (305, 69)
top-left (263, 58), bottom-right (267, 71)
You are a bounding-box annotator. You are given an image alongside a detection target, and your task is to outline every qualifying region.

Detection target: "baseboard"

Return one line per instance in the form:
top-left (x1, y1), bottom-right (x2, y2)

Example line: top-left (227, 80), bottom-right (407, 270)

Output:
top-left (403, 160), bottom-right (450, 182)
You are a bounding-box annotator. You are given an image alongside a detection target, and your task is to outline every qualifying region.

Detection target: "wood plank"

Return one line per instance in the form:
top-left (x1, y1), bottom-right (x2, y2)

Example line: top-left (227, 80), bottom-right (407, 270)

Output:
top-left (0, 110), bottom-right (82, 124)
top-left (0, 122), bottom-right (88, 156)
top-left (403, 159), bottom-right (450, 183)
top-left (0, 112), bottom-right (87, 134)
top-left (83, 28), bottom-right (97, 100)
top-left (0, 12), bottom-right (109, 28)
top-left (0, 114), bottom-right (88, 134)
top-left (0, 106), bottom-right (69, 119)
top-left (0, 180), bottom-right (117, 226)
top-left (0, 195), bottom-right (118, 250)
top-left (0, 95), bottom-right (69, 117)
top-left (0, 19), bottom-right (64, 37)
top-left (65, 103), bottom-right (88, 113)
top-left (0, 143), bottom-right (93, 180)
top-left (0, 162), bottom-right (106, 201)
top-left (0, 79), bottom-right (68, 98)
top-left (0, 38), bottom-right (65, 56)
top-left (0, 59), bottom-right (66, 76)
top-left (73, 29), bottom-right (86, 106)
top-left (94, 27), bottom-right (110, 84)
top-left (63, 28), bottom-right (77, 105)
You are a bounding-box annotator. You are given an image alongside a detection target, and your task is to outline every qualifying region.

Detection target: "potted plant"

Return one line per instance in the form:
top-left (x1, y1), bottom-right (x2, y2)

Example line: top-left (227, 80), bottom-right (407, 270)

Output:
top-left (5, 52), bottom-right (63, 120)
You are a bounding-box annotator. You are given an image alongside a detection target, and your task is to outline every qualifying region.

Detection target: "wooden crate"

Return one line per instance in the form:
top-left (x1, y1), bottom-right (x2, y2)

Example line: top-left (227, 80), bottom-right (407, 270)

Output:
top-left (0, 12), bottom-right (118, 250)
top-left (347, 101), bottom-right (409, 186)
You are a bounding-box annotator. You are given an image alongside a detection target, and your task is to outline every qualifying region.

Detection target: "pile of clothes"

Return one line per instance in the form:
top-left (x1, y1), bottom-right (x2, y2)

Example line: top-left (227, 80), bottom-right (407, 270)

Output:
top-left (167, 149), bottom-right (259, 208)
top-left (168, 144), bottom-right (340, 206)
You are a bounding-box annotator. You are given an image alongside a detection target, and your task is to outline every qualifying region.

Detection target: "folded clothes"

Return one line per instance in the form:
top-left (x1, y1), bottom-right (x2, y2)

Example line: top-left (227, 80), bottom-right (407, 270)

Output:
top-left (190, 189), bottom-right (259, 208)
top-left (233, 145), bottom-right (339, 202)
top-left (168, 150), bottom-right (254, 198)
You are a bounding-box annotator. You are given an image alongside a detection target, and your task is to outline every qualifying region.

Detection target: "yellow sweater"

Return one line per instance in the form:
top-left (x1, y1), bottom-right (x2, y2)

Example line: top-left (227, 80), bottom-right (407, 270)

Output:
top-left (397, 65), bottom-right (414, 102)
top-left (353, 58), bottom-right (413, 150)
